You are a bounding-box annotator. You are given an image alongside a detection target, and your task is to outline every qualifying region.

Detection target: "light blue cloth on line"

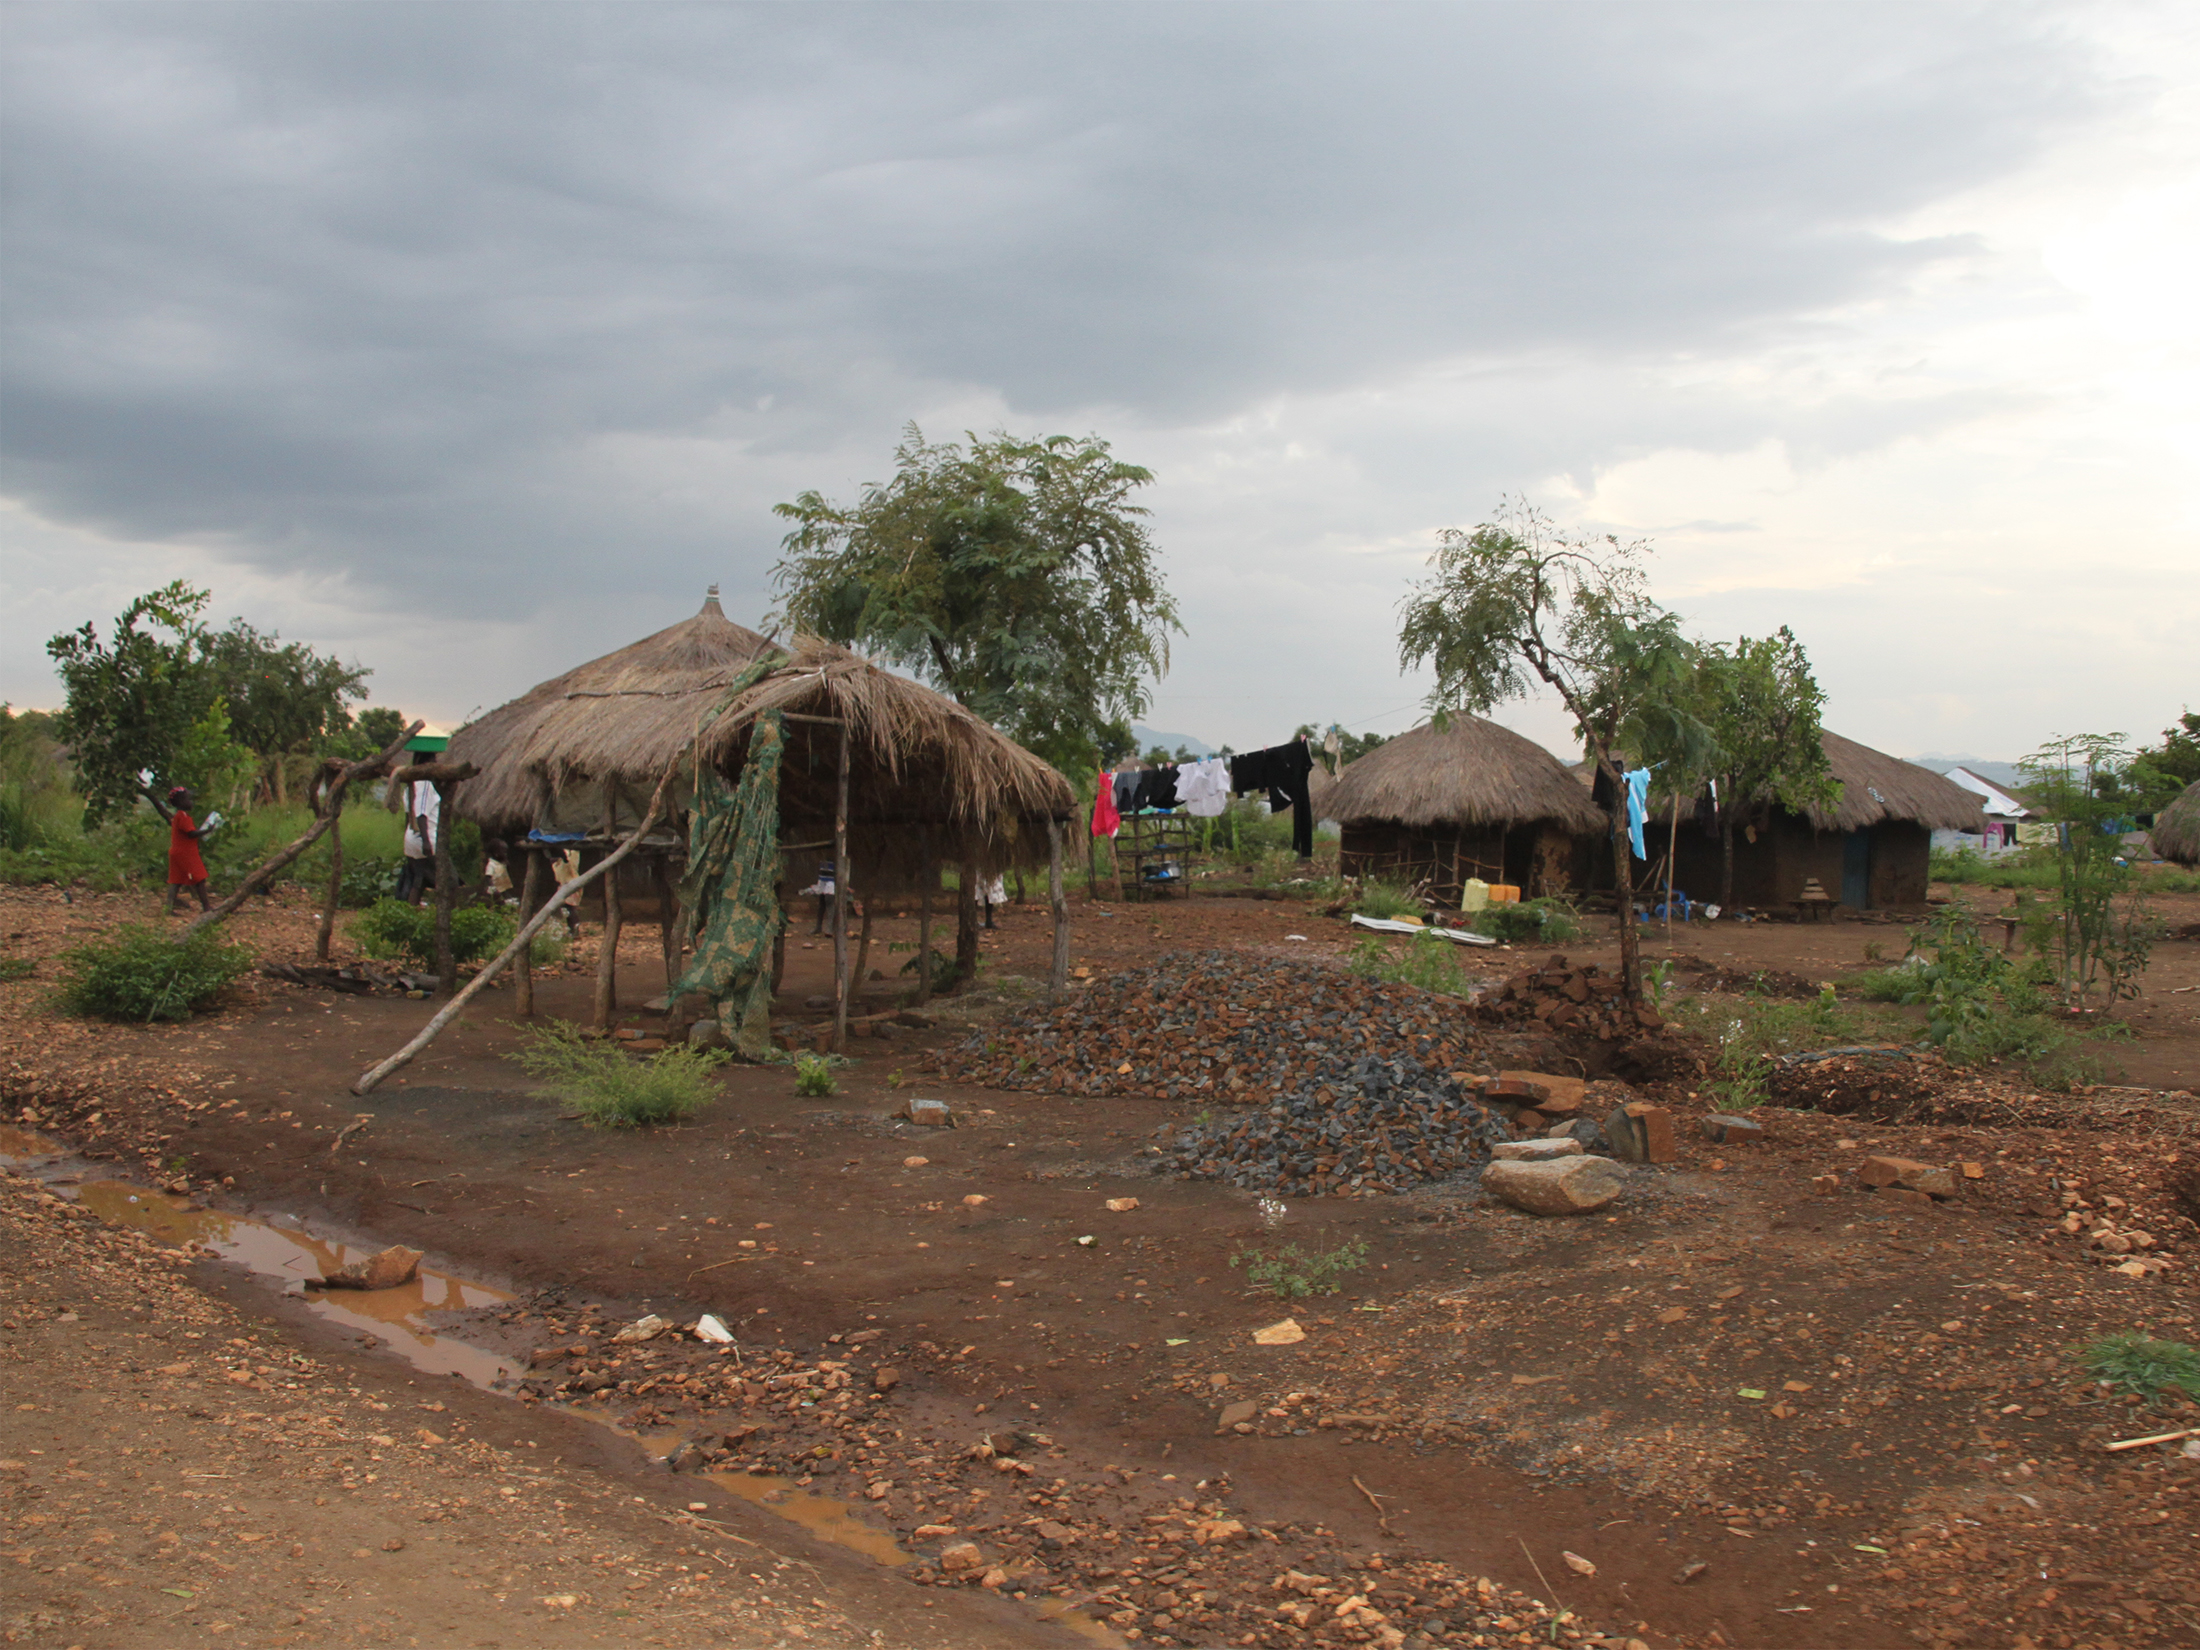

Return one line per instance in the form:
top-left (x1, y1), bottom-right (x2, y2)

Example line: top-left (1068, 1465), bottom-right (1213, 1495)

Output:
top-left (1623, 768), bottom-right (1651, 861)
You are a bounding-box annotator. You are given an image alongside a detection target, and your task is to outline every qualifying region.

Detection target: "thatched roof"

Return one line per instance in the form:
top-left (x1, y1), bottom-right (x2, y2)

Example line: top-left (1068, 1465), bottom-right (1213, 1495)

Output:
top-left (450, 590), bottom-right (775, 834)
top-left (1324, 717), bottom-right (1605, 833)
top-left (448, 597), bottom-right (1075, 882)
top-left (1812, 732), bottom-right (1984, 832)
top-left (2151, 779), bottom-right (2200, 866)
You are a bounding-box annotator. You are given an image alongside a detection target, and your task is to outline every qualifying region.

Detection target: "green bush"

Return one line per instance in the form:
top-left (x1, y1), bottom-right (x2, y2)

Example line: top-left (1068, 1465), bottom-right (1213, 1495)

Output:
top-left (1346, 931), bottom-right (1476, 998)
top-left (511, 1022), bottom-right (727, 1129)
top-left (57, 924), bottom-right (255, 1023)
top-left (2072, 1332), bottom-right (2200, 1408)
top-left (1230, 1239), bottom-right (1369, 1299)
top-left (794, 1054), bottom-right (836, 1097)
top-left (350, 899), bottom-right (516, 968)
top-left (1473, 896), bottom-right (1581, 944)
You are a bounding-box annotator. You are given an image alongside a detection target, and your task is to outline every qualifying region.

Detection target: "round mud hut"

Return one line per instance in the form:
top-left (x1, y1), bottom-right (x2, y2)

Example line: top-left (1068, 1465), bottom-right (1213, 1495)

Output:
top-left (446, 591), bottom-right (1075, 1041)
top-left (1323, 717), bottom-right (1604, 900)
top-left (2150, 779), bottom-right (2200, 867)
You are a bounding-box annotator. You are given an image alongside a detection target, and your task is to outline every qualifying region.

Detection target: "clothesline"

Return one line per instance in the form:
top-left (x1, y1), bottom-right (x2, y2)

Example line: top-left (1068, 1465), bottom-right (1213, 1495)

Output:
top-left (1091, 736), bottom-right (1317, 859)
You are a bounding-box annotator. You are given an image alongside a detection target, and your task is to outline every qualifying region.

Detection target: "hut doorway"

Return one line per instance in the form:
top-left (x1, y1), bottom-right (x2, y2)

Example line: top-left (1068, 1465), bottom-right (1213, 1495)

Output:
top-left (1841, 830), bottom-right (1871, 910)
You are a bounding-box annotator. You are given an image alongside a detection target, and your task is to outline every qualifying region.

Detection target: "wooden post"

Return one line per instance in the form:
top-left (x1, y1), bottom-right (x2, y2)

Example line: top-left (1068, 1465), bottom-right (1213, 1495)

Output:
top-left (593, 787), bottom-right (623, 1032)
top-left (514, 849), bottom-right (545, 1017)
top-left (431, 778), bottom-right (458, 996)
top-left (1664, 791), bottom-right (1682, 945)
top-left (653, 852), bottom-right (680, 993)
top-left (832, 720), bottom-right (851, 1053)
top-left (315, 808), bottom-right (342, 964)
top-left (1048, 819), bottom-right (1069, 1001)
top-left (916, 831), bottom-right (935, 1007)
top-left (853, 900), bottom-right (875, 1007)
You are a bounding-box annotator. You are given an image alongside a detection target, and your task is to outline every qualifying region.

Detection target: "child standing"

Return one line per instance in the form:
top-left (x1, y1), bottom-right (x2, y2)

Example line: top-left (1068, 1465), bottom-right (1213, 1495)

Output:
top-left (160, 786), bottom-right (212, 914)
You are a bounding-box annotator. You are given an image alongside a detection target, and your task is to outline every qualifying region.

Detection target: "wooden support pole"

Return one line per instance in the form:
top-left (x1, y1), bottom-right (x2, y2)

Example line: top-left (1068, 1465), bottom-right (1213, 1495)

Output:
top-left (832, 719), bottom-right (851, 1054)
top-left (514, 849), bottom-right (546, 1017)
top-left (593, 788), bottom-right (623, 1031)
top-left (353, 765), bottom-right (677, 1096)
top-left (654, 852), bottom-right (680, 993)
top-left (916, 835), bottom-right (935, 1007)
top-left (1048, 819), bottom-right (1069, 1002)
top-left (185, 720), bottom-right (422, 937)
top-left (853, 900), bottom-right (875, 1006)
top-left (1664, 790), bottom-right (1682, 945)
top-left (315, 810), bottom-right (343, 965)
top-left (431, 778), bottom-right (459, 996)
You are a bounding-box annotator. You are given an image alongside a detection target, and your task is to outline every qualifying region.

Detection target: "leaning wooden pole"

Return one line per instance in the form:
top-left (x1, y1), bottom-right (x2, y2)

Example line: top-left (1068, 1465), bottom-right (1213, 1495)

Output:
top-left (832, 719), bottom-right (851, 1054)
top-left (315, 810), bottom-right (343, 964)
top-left (352, 766), bottom-right (677, 1096)
top-left (187, 722), bottom-right (422, 937)
top-left (1048, 818), bottom-right (1070, 1002)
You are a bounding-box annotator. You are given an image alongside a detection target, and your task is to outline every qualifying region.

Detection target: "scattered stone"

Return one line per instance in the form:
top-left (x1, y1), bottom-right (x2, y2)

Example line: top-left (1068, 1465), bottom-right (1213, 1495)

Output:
top-left (611, 1314), bottom-right (671, 1345)
top-left (1489, 1071), bottom-right (1586, 1115)
top-left (1699, 1114), bottom-right (1765, 1144)
top-left (905, 1098), bottom-right (955, 1127)
top-left (1252, 1318), bottom-right (1306, 1345)
top-left (938, 1540), bottom-right (984, 1573)
top-left (1605, 1103), bottom-right (1676, 1164)
top-left (692, 1314), bottom-right (733, 1344)
top-left (902, 1156), bottom-right (929, 1169)
top-left (1105, 1197), bottom-right (1141, 1212)
top-left (1216, 1400), bottom-right (1259, 1432)
top-left (1674, 1561), bottom-right (1708, 1585)
top-left (686, 1018), bottom-right (728, 1050)
top-left (1482, 1155), bottom-right (1624, 1216)
top-left (1860, 1155), bottom-right (1956, 1198)
top-left (872, 1366), bottom-right (900, 1393)
top-left (1562, 1551), bottom-right (1596, 1576)
top-left (961, 1194), bottom-right (988, 1208)
top-left (311, 1245), bottom-right (422, 1292)
top-left (1490, 1138), bottom-right (1583, 1162)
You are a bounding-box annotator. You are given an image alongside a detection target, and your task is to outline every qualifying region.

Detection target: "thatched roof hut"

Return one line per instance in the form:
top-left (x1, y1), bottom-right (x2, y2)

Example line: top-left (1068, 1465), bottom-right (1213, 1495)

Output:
top-left (2151, 779), bottom-right (2200, 866)
top-left (1807, 732), bottom-right (1985, 832)
top-left (1326, 717), bottom-right (1605, 834)
top-left (448, 595), bottom-right (1075, 884)
top-left (1325, 717), bottom-right (1602, 899)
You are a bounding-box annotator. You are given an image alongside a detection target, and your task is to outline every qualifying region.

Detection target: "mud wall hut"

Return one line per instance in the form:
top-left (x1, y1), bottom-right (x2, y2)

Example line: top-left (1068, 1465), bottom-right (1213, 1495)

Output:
top-left (1654, 731), bottom-right (1984, 910)
top-left (1324, 717), bottom-right (1605, 901)
top-left (2150, 779), bottom-right (2200, 867)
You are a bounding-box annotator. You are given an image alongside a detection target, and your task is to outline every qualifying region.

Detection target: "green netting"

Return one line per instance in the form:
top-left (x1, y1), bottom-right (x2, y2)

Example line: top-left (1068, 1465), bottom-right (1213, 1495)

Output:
top-left (672, 707), bottom-right (786, 1059)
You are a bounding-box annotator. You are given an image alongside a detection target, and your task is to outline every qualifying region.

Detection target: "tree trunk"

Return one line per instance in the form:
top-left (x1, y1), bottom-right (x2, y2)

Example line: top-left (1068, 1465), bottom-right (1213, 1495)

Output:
top-left (916, 851), bottom-right (935, 1006)
top-left (593, 790), bottom-right (622, 1031)
top-left (315, 813), bottom-right (342, 964)
top-left (654, 852), bottom-right (680, 993)
top-left (955, 859), bottom-right (981, 982)
top-left (431, 779), bottom-right (458, 996)
top-left (514, 850), bottom-right (544, 1017)
top-left (1048, 821), bottom-right (1069, 1002)
top-left (1611, 794), bottom-right (1641, 1001)
top-left (1720, 820), bottom-right (1736, 912)
top-left (832, 720), bottom-right (851, 1053)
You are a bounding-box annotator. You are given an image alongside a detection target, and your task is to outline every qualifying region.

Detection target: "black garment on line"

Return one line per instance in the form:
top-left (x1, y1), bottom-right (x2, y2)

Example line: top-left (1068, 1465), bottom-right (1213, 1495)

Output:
top-left (1228, 740), bottom-right (1316, 857)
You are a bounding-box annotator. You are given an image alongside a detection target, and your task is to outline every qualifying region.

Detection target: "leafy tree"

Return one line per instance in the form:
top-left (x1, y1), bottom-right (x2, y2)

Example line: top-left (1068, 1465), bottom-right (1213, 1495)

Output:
top-left (1397, 501), bottom-right (1708, 998)
top-left (2126, 711), bottom-right (2200, 816)
top-left (1691, 628), bottom-right (1841, 908)
top-left (47, 581), bottom-right (221, 826)
top-left (2021, 734), bottom-right (2158, 1009)
top-left (199, 621), bottom-right (371, 802)
top-left (771, 425), bottom-right (1180, 777)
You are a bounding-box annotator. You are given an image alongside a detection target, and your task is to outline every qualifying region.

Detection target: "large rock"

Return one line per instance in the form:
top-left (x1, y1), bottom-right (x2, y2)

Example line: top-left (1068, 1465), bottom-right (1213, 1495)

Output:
top-left (314, 1245), bottom-right (422, 1292)
top-left (1483, 1155), bottom-right (1624, 1216)
top-left (1491, 1137), bottom-right (1583, 1163)
top-left (1860, 1155), bottom-right (1956, 1198)
top-left (1605, 1103), bottom-right (1677, 1164)
top-left (687, 1018), bottom-right (729, 1050)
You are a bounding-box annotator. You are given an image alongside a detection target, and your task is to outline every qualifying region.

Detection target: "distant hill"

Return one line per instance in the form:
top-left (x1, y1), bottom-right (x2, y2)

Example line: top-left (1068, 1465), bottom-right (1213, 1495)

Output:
top-left (1132, 725), bottom-right (1216, 758)
top-left (1910, 755), bottom-right (2024, 789)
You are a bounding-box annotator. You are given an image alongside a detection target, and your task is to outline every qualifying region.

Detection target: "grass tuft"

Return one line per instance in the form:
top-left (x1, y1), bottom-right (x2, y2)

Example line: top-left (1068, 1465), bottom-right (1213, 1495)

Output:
top-left (793, 1053), bottom-right (836, 1097)
top-left (1229, 1239), bottom-right (1369, 1299)
top-left (2071, 1332), bottom-right (2200, 1408)
top-left (511, 1021), bottom-right (726, 1129)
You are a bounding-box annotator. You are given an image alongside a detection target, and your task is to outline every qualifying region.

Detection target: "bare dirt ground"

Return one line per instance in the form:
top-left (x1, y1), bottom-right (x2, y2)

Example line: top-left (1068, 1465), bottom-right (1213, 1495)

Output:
top-left (4, 879), bottom-right (2199, 1650)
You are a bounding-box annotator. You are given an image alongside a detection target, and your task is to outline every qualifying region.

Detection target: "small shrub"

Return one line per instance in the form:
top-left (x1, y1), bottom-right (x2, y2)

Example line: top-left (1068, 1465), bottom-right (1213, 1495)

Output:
top-left (57, 924), bottom-right (254, 1023)
top-left (2072, 1332), bottom-right (2200, 1408)
top-left (337, 853), bottom-right (403, 909)
top-left (0, 956), bottom-right (37, 982)
top-left (1352, 879), bottom-right (1422, 920)
top-left (350, 899), bottom-right (515, 968)
top-left (1474, 896), bottom-right (1581, 944)
top-left (1345, 932), bottom-right (1474, 998)
top-left (794, 1054), bottom-right (836, 1097)
top-left (1230, 1239), bottom-right (1369, 1299)
top-left (511, 1022), bottom-right (726, 1129)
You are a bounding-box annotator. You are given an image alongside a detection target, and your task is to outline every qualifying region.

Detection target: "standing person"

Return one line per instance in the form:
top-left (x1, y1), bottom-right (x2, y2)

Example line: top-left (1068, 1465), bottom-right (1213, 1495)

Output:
top-left (800, 862), bottom-right (837, 935)
top-left (979, 871), bottom-right (1007, 930)
top-left (158, 786), bottom-right (213, 914)
top-left (397, 775), bottom-right (440, 906)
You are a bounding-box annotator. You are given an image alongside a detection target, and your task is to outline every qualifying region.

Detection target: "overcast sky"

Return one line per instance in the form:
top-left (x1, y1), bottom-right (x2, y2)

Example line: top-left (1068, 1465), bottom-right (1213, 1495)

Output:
top-left (3, 2), bottom-right (2194, 763)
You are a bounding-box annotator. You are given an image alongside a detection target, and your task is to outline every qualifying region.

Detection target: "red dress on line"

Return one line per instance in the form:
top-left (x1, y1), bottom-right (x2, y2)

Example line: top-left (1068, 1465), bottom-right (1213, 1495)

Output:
top-left (168, 811), bottom-right (209, 886)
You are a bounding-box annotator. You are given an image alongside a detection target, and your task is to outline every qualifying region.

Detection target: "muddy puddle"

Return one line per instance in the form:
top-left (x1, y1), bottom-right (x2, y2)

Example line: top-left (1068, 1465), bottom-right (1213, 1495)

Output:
top-left (0, 1125), bottom-right (1134, 1639)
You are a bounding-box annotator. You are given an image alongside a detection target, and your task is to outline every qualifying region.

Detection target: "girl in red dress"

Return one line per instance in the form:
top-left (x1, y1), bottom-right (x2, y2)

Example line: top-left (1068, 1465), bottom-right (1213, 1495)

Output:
top-left (162, 786), bottom-right (212, 914)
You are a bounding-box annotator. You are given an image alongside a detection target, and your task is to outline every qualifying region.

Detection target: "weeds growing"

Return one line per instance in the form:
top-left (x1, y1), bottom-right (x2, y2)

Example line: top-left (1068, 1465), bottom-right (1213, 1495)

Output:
top-left (793, 1054), bottom-right (836, 1097)
top-left (511, 1022), bottom-right (726, 1129)
top-left (1229, 1239), bottom-right (1369, 1299)
top-left (56, 924), bottom-right (255, 1023)
top-left (1473, 896), bottom-right (1581, 944)
top-left (2071, 1332), bottom-right (2200, 1408)
top-left (1346, 932), bottom-right (1476, 998)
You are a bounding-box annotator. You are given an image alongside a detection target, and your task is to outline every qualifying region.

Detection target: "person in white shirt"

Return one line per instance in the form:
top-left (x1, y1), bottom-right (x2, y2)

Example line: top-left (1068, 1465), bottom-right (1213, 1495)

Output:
top-left (397, 778), bottom-right (441, 906)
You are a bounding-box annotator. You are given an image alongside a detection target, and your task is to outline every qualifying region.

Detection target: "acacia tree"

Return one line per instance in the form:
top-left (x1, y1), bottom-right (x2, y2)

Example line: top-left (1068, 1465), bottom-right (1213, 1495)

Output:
top-left (1397, 502), bottom-right (1707, 999)
top-left (47, 581), bottom-right (227, 825)
top-left (1692, 628), bottom-right (1840, 909)
top-left (773, 426), bottom-right (1180, 978)
top-left (200, 621), bottom-right (372, 803)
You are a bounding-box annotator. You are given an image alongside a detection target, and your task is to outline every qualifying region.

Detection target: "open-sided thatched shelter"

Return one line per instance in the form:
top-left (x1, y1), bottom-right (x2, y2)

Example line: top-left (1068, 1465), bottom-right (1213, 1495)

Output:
top-left (1649, 730), bottom-right (1983, 909)
top-left (446, 592), bottom-right (1076, 1035)
top-left (1324, 717), bottom-right (1604, 900)
top-left (2151, 779), bottom-right (2200, 867)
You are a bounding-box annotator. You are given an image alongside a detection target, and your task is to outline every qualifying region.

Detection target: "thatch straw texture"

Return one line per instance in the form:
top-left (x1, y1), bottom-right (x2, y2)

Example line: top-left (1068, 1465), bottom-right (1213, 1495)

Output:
top-left (1323, 718), bottom-right (1604, 833)
top-left (450, 593), bottom-right (775, 835)
top-left (2150, 779), bottom-right (2200, 866)
top-left (1812, 733), bottom-right (1983, 832)
top-left (448, 598), bottom-right (1075, 886)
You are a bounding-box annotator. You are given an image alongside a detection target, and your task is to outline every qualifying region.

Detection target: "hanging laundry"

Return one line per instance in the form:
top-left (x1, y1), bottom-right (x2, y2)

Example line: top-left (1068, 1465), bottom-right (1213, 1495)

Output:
top-left (1146, 765), bottom-right (1181, 810)
top-left (1623, 768), bottom-right (1651, 861)
top-left (1179, 755), bottom-right (1231, 817)
top-left (1229, 739), bottom-right (1317, 858)
top-left (1112, 769), bottom-right (1140, 817)
top-left (1091, 769), bottom-right (1120, 839)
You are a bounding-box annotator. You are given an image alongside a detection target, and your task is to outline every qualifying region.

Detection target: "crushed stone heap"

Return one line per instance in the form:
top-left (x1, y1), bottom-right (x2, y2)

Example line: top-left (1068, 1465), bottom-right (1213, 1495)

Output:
top-left (929, 950), bottom-right (1490, 1104)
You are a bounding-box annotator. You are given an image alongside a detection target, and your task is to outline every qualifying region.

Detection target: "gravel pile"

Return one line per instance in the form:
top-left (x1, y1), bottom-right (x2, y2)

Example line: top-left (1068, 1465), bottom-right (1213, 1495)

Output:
top-left (929, 949), bottom-right (1490, 1105)
top-left (1168, 1050), bottom-right (1507, 1196)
